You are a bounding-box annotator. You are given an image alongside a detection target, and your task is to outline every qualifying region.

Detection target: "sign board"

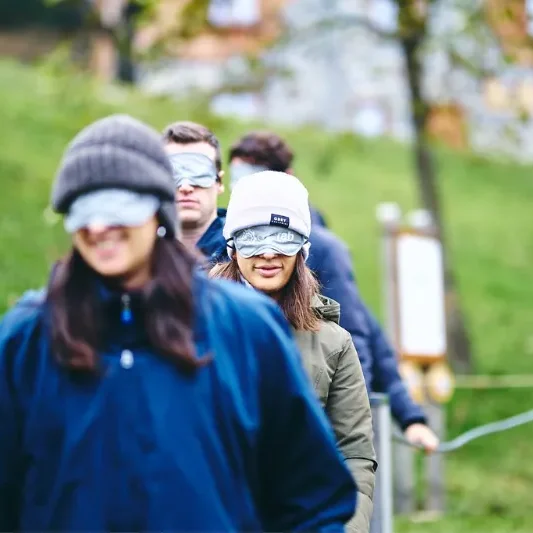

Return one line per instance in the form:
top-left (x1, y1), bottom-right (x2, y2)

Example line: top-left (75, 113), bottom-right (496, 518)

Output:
top-left (394, 231), bottom-right (447, 363)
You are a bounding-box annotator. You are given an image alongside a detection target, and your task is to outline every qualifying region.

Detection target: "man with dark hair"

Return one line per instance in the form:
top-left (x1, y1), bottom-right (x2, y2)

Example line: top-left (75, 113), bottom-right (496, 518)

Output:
top-left (228, 130), bottom-right (439, 452)
top-left (162, 121), bottom-right (227, 264)
top-left (228, 131), bottom-right (328, 227)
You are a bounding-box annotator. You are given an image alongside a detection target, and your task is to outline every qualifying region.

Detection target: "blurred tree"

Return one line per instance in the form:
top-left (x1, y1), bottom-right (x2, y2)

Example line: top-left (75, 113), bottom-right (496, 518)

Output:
top-left (44, 0), bottom-right (158, 83)
top-left (41, 0), bottom-right (531, 371)
top-left (286, 0), bottom-right (532, 373)
top-left (168, 0), bottom-right (531, 372)
top-left (395, 0), bottom-right (473, 373)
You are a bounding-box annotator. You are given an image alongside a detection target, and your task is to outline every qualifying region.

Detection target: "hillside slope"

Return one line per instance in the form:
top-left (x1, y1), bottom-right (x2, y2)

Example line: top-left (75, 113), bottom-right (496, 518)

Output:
top-left (0, 60), bottom-right (532, 531)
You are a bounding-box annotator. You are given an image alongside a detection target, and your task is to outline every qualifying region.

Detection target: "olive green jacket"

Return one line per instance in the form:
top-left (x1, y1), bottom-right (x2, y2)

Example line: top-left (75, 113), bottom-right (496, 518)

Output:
top-left (292, 295), bottom-right (377, 533)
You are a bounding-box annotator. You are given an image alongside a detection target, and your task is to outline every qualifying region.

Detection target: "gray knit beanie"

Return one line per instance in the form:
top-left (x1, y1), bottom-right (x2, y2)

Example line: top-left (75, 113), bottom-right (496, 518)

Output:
top-left (51, 114), bottom-right (177, 238)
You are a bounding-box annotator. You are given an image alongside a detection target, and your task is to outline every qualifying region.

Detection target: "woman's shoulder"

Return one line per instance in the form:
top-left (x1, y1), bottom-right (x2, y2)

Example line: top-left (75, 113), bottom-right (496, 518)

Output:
top-left (310, 294), bottom-right (352, 355)
top-left (294, 319), bottom-right (352, 365)
top-left (316, 319), bottom-right (352, 357)
top-left (0, 289), bottom-right (48, 385)
top-left (1, 288), bottom-right (47, 340)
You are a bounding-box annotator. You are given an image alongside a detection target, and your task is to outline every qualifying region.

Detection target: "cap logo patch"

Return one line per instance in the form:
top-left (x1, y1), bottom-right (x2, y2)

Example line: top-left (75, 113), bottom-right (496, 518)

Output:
top-left (270, 213), bottom-right (290, 228)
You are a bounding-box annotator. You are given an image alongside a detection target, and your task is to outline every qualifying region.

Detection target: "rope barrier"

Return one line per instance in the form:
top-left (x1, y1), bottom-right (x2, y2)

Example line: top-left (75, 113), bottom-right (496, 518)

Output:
top-left (392, 408), bottom-right (533, 453)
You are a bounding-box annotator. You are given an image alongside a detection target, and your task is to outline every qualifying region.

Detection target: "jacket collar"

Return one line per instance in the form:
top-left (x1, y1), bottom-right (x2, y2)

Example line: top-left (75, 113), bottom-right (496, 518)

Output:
top-left (45, 260), bottom-right (210, 351)
top-left (197, 208), bottom-right (228, 265)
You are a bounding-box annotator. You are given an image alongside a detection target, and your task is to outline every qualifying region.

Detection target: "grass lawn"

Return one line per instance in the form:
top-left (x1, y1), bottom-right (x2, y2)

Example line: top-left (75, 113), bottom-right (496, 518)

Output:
top-left (0, 59), bottom-right (532, 531)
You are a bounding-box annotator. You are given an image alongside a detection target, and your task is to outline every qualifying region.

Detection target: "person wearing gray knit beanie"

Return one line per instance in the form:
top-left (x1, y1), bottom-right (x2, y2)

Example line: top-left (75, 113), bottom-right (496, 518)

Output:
top-left (0, 115), bottom-right (359, 531)
top-left (52, 113), bottom-right (178, 239)
top-left (49, 113), bottom-right (181, 285)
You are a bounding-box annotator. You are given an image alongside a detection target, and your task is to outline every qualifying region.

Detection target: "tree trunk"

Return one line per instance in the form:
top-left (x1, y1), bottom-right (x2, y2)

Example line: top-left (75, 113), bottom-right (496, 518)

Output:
top-left (400, 34), bottom-right (474, 373)
top-left (115, 1), bottom-right (137, 84)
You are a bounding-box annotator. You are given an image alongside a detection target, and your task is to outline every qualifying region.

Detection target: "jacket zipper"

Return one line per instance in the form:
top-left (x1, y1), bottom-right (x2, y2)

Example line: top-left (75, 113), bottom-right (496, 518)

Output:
top-left (121, 293), bottom-right (133, 324)
top-left (120, 293), bottom-right (134, 369)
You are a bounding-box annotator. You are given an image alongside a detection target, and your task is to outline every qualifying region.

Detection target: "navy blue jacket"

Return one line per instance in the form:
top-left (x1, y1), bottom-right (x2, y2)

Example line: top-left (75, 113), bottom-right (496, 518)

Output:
top-left (197, 208), bottom-right (228, 265)
top-left (0, 272), bottom-right (356, 531)
top-left (306, 226), bottom-right (372, 384)
top-left (310, 206), bottom-right (328, 228)
top-left (308, 206), bottom-right (426, 429)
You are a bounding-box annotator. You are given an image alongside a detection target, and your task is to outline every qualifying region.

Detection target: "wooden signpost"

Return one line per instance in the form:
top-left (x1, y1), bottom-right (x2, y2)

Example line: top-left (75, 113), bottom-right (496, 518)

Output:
top-left (376, 203), bottom-right (455, 516)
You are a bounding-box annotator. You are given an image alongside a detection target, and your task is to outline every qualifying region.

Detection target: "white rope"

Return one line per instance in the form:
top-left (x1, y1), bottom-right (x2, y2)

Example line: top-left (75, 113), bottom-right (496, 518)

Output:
top-left (393, 408), bottom-right (533, 453)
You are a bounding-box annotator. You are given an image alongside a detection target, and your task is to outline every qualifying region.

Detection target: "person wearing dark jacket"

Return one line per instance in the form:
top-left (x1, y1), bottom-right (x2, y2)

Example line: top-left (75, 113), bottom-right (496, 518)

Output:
top-left (0, 115), bottom-right (358, 531)
top-left (227, 131), bottom-right (439, 451)
top-left (306, 219), bottom-right (428, 431)
top-left (161, 121), bottom-right (228, 266)
top-left (310, 204), bottom-right (329, 228)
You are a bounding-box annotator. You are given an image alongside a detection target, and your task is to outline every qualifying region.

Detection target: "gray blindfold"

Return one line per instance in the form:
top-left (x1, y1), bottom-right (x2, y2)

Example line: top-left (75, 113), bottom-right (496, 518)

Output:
top-left (230, 225), bottom-right (307, 258)
top-left (229, 162), bottom-right (269, 190)
top-left (168, 152), bottom-right (218, 189)
top-left (64, 189), bottom-right (160, 233)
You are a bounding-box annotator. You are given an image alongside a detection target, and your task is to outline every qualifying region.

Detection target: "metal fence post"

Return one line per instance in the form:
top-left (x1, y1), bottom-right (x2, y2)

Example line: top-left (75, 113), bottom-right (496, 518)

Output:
top-left (370, 393), bottom-right (393, 533)
top-left (376, 203), bottom-right (415, 515)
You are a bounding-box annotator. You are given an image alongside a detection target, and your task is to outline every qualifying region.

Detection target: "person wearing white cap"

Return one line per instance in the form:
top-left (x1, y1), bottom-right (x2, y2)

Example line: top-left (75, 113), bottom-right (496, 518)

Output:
top-left (228, 130), bottom-right (439, 453)
top-left (211, 170), bottom-right (377, 533)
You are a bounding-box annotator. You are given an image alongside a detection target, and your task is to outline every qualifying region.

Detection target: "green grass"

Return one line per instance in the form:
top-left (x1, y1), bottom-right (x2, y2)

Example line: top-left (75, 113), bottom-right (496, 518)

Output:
top-left (1, 58), bottom-right (532, 531)
top-left (396, 515), bottom-right (532, 533)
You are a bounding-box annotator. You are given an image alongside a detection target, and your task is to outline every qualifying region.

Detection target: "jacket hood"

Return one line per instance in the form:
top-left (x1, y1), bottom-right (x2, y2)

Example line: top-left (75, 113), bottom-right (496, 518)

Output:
top-left (311, 294), bottom-right (340, 324)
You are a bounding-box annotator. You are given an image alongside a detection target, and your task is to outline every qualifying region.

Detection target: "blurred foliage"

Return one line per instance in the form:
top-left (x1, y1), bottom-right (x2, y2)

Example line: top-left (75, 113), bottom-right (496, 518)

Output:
top-left (178, 0), bottom-right (211, 41)
top-left (1, 58), bottom-right (533, 532)
top-left (1, 57), bottom-right (533, 373)
top-left (41, 0), bottom-right (213, 41)
top-left (8, 2), bottom-right (533, 528)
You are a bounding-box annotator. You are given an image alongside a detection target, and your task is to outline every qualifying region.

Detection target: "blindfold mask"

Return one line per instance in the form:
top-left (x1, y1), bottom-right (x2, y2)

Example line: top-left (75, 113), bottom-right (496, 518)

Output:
top-left (230, 225), bottom-right (307, 258)
top-left (229, 162), bottom-right (269, 190)
top-left (64, 189), bottom-right (160, 233)
top-left (168, 152), bottom-right (218, 189)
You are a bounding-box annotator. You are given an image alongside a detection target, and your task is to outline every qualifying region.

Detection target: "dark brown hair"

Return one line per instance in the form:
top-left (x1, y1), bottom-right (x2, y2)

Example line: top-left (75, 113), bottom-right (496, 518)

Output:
top-left (47, 238), bottom-right (208, 374)
top-left (210, 253), bottom-right (320, 332)
top-left (162, 120), bottom-right (222, 174)
top-left (228, 131), bottom-right (294, 172)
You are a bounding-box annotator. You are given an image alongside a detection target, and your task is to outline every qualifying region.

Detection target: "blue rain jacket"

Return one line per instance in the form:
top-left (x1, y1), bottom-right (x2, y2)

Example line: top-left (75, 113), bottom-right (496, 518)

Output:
top-left (197, 208), bottom-right (228, 265)
top-left (0, 271), bottom-right (357, 531)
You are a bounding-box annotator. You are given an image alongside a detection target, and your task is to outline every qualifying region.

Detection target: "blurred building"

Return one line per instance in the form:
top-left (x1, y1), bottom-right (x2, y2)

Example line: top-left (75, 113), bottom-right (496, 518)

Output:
top-left (0, 0), bottom-right (137, 82)
top-left (0, 0), bottom-right (84, 60)
top-left (136, 0), bottom-right (533, 162)
top-left (2, 0), bottom-right (533, 161)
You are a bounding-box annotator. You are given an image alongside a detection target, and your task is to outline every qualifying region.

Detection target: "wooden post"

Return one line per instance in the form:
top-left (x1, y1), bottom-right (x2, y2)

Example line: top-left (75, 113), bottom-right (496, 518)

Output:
top-left (403, 209), bottom-right (452, 515)
top-left (393, 435), bottom-right (416, 514)
top-left (377, 205), bottom-right (454, 516)
top-left (424, 400), bottom-right (446, 513)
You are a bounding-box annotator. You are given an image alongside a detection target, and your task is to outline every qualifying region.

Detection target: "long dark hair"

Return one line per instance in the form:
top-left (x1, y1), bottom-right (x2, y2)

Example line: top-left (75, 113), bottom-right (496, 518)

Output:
top-left (210, 253), bottom-right (320, 332)
top-left (48, 238), bottom-right (208, 374)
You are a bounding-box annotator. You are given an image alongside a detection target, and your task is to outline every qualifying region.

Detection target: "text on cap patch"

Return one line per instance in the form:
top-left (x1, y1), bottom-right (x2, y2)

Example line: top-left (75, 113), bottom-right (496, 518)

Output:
top-left (270, 214), bottom-right (290, 228)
